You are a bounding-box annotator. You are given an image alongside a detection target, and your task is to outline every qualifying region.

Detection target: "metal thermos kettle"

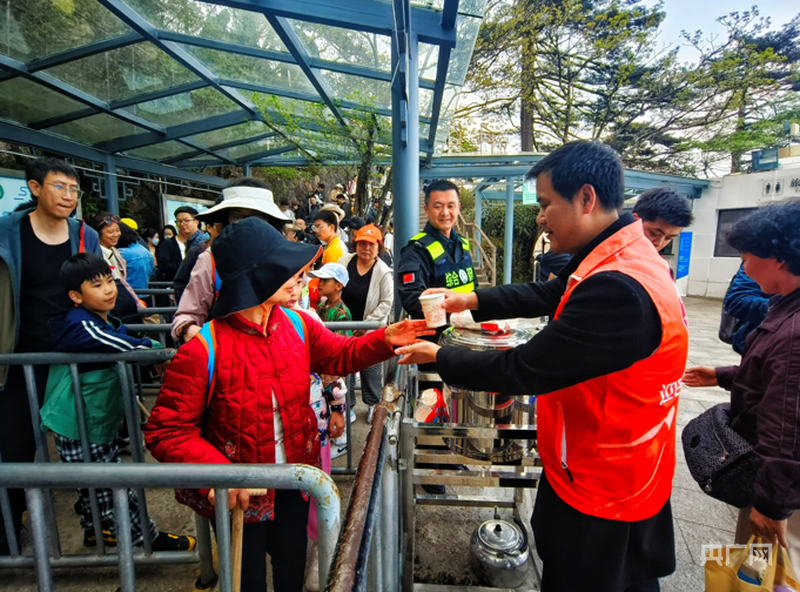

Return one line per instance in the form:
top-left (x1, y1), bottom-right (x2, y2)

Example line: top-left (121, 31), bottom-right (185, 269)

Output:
top-left (470, 507), bottom-right (530, 588)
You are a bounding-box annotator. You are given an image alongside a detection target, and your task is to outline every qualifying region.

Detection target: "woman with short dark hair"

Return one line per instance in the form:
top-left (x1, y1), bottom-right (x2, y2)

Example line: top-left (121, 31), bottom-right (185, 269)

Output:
top-left (684, 199), bottom-right (800, 565)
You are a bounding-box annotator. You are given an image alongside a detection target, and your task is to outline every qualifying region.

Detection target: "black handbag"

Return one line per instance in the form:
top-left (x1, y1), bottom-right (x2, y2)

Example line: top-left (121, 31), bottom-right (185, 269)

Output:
top-left (681, 402), bottom-right (758, 508)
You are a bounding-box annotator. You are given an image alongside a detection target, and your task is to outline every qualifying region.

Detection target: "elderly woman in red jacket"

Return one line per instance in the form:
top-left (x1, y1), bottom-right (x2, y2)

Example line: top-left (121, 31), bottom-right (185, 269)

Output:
top-left (145, 218), bottom-right (430, 592)
top-left (685, 200), bottom-right (800, 566)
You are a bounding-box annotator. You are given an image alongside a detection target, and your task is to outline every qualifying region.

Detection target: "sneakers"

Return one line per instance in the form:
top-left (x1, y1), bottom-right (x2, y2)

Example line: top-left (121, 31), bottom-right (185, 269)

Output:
top-left (421, 484), bottom-right (446, 495)
top-left (84, 529), bottom-right (117, 547)
top-left (349, 409), bottom-right (356, 424)
top-left (305, 541), bottom-right (320, 592)
top-left (83, 530), bottom-right (196, 551)
top-left (152, 531), bottom-right (197, 551)
top-left (331, 433), bottom-right (348, 459)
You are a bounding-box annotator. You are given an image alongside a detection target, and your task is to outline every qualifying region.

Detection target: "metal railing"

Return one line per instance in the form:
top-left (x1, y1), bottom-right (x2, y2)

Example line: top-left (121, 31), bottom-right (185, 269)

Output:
top-left (0, 319), bottom-right (390, 589)
top-left (327, 363), bottom-right (407, 592)
top-left (0, 463), bottom-right (340, 592)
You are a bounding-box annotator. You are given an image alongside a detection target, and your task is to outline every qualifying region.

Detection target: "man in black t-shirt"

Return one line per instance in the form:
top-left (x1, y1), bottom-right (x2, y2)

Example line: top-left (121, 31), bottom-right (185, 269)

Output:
top-left (0, 157), bottom-right (101, 554)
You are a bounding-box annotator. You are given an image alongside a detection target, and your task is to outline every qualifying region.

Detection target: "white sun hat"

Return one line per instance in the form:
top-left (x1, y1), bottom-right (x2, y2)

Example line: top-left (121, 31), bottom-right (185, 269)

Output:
top-left (196, 186), bottom-right (290, 222)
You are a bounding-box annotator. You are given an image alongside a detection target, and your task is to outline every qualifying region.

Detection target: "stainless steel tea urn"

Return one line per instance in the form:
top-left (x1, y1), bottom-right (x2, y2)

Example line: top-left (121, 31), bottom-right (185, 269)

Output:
top-left (439, 325), bottom-right (536, 462)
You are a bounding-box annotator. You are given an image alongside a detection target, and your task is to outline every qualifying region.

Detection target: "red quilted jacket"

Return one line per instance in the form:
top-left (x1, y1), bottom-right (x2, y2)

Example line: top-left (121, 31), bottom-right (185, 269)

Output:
top-left (144, 307), bottom-right (394, 521)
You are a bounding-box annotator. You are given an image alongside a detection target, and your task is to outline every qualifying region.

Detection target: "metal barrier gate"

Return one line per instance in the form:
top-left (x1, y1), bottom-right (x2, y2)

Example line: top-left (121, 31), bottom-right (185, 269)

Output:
top-left (0, 463), bottom-right (340, 592)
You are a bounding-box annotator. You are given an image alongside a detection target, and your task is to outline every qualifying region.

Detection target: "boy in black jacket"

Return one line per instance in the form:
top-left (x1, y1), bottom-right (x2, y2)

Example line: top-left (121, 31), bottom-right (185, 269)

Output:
top-left (40, 253), bottom-right (195, 551)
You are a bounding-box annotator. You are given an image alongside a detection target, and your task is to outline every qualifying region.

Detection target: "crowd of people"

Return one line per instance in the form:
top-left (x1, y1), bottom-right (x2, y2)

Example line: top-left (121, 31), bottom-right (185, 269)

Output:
top-left (2, 149), bottom-right (800, 592)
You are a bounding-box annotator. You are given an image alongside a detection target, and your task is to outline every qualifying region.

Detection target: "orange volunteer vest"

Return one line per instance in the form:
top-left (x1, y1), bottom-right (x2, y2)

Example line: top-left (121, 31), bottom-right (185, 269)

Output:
top-left (537, 221), bottom-right (689, 522)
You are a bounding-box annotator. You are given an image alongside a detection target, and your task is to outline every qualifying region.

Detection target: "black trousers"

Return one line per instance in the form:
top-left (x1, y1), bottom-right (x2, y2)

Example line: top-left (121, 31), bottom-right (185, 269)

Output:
top-left (0, 363), bottom-right (48, 556)
top-left (531, 471), bottom-right (674, 592)
top-left (214, 489), bottom-right (310, 592)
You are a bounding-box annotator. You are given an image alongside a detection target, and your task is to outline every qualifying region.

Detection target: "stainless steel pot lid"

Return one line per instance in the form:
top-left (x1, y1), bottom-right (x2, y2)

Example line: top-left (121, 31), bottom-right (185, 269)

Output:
top-left (476, 519), bottom-right (524, 553)
top-left (439, 325), bottom-right (533, 350)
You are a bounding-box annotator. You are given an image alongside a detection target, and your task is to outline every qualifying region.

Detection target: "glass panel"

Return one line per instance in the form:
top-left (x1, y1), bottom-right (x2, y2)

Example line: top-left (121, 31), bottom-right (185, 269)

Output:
top-left (125, 0), bottom-right (285, 51)
top-left (45, 43), bottom-right (199, 103)
top-left (409, 0), bottom-right (444, 9)
top-left (127, 140), bottom-right (195, 161)
top-left (439, 85), bottom-right (460, 120)
top-left (418, 43), bottom-right (439, 82)
top-left (0, 78), bottom-right (87, 125)
top-left (448, 15), bottom-right (482, 86)
top-left (0, 0), bottom-right (130, 62)
top-left (286, 20), bottom-right (391, 73)
top-left (219, 137), bottom-right (284, 161)
top-left (318, 71), bottom-right (391, 110)
top-left (120, 87), bottom-right (240, 127)
top-left (185, 46), bottom-right (316, 94)
top-left (408, 0), bottom-right (487, 17)
top-left (186, 120), bottom-right (272, 148)
top-left (47, 113), bottom-right (149, 144)
top-left (458, 0), bottom-right (490, 18)
top-left (419, 88), bottom-right (434, 118)
top-left (262, 95), bottom-right (322, 117)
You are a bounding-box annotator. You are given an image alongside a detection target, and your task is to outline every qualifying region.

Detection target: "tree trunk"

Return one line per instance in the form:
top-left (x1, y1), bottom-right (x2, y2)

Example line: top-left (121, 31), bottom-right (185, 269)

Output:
top-left (521, 101), bottom-right (534, 152)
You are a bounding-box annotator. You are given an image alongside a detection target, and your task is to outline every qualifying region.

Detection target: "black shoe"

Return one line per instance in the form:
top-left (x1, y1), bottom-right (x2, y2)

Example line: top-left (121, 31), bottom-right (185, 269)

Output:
top-left (84, 529), bottom-right (117, 547)
top-left (73, 498), bottom-right (82, 516)
top-left (151, 531), bottom-right (197, 551)
top-left (421, 484), bottom-right (446, 495)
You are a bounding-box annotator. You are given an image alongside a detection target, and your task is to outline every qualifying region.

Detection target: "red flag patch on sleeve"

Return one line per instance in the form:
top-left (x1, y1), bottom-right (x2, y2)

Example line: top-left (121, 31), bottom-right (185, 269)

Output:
top-left (402, 273), bottom-right (415, 285)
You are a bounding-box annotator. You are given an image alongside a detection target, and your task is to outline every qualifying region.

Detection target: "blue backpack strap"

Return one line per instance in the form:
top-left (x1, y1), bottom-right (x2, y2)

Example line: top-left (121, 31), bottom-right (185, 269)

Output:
top-left (281, 307), bottom-right (307, 344)
top-left (194, 321), bottom-right (217, 402)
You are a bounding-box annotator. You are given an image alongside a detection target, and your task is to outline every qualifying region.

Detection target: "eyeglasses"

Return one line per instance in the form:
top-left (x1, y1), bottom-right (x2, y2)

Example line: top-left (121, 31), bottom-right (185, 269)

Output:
top-left (175, 218), bottom-right (196, 226)
top-left (312, 223), bottom-right (330, 232)
top-left (102, 215), bottom-right (120, 226)
top-left (44, 182), bottom-right (83, 198)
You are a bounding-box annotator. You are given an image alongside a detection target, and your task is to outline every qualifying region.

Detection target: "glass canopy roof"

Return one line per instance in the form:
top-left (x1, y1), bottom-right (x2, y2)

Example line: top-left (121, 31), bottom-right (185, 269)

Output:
top-left (0, 0), bottom-right (486, 170)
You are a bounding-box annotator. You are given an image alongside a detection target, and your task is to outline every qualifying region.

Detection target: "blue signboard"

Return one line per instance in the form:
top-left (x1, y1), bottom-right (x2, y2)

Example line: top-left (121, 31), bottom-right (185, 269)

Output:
top-left (676, 231), bottom-right (692, 280)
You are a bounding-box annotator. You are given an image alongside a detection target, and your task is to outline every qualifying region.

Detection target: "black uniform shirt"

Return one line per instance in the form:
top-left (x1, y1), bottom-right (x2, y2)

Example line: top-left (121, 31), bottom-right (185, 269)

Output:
top-left (397, 221), bottom-right (473, 318)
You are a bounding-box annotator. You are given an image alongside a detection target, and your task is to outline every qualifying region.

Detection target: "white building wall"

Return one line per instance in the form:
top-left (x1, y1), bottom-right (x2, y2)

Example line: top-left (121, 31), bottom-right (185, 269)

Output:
top-left (687, 156), bottom-right (800, 298)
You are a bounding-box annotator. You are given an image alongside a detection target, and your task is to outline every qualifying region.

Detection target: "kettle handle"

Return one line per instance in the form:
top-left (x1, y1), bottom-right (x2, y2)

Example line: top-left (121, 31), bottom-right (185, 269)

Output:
top-left (512, 515), bottom-right (529, 551)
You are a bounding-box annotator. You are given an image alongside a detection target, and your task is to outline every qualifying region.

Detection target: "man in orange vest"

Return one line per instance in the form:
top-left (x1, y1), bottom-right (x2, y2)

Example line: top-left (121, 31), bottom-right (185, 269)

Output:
top-left (397, 141), bottom-right (689, 592)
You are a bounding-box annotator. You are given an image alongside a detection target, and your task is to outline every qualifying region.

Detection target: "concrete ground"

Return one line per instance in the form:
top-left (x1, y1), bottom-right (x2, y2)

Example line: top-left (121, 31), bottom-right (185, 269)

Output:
top-left (1, 296), bottom-right (739, 591)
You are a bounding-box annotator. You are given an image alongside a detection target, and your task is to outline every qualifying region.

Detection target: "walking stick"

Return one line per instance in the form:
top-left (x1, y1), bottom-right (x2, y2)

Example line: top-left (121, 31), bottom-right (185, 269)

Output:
top-left (231, 489), bottom-right (268, 592)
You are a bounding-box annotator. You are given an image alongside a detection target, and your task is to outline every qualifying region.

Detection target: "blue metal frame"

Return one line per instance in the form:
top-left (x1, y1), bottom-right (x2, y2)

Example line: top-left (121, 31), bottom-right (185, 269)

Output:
top-left (0, 0), bottom-right (470, 172)
top-left (162, 131), bottom-right (278, 164)
top-left (25, 32), bottom-right (143, 72)
top-left (206, 0), bottom-right (457, 47)
top-left (155, 30), bottom-right (439, 89)
top-left (0, 121), bottom-right (226, 188)
top-left (30, 81), bottom-right (209, 130)
top-left (265, 15), bottom-right (347, 128)
top-left (0, 54), bottom-right (165, 134)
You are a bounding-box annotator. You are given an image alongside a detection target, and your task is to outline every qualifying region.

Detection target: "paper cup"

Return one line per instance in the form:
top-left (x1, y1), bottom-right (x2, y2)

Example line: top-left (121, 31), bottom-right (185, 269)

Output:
top-left (419, 293), bottom-right (446, 328)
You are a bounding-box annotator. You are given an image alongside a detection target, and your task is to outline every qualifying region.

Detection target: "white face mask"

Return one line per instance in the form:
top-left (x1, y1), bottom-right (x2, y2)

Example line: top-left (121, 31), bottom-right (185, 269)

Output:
top-left (151, 237), bottom-right (159, 246)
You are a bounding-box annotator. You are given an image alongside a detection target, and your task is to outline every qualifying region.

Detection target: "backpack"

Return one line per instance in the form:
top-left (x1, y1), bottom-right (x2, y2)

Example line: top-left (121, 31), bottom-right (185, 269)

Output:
top-left (194, 307), bottom-right (308, 405)
top-left (718, 307), bottom-right (740, 345)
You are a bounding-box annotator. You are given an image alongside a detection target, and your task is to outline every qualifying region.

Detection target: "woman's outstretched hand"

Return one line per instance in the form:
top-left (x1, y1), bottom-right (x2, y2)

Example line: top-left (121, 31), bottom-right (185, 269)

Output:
top-left (383, 319), bottom-right (436, 347)
top-left (683, 366), bottom-right (718, 387)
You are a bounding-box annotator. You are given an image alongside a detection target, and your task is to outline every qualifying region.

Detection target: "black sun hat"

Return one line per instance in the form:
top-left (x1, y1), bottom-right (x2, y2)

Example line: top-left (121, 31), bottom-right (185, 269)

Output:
top-left (211, 217), bottom-right (321, 318)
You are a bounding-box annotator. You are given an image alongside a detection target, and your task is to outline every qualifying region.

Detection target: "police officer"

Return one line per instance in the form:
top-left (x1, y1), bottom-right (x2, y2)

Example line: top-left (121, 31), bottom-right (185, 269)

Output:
top-left (397, 179), bottom-right (475, 494)
top-left (398, 180), bottom-right (475, 320)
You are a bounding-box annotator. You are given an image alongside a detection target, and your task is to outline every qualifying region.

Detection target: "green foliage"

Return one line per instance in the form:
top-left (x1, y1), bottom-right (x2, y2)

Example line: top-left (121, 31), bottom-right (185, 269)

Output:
top-left (463, 1), bottom-right (800, 175)
top-left (481, 202), bottom-right (541, 283)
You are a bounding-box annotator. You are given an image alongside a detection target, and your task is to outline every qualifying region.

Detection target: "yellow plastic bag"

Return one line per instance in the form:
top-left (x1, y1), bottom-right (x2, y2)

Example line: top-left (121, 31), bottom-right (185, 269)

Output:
top-left (705, 536), bottom-right (798, 592)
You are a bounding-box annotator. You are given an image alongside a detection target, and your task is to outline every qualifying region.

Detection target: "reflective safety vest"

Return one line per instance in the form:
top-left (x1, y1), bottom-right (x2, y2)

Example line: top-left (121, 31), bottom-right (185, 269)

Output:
top-left (537, 221), bottom-right (689, 522)
top-left (410, 231), bottom-right (476, 293)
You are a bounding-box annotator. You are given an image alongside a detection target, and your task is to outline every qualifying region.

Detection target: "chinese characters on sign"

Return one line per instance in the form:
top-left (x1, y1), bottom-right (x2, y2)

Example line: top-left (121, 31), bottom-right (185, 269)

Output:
top-left (702, 543), bottom-right (773, 567)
